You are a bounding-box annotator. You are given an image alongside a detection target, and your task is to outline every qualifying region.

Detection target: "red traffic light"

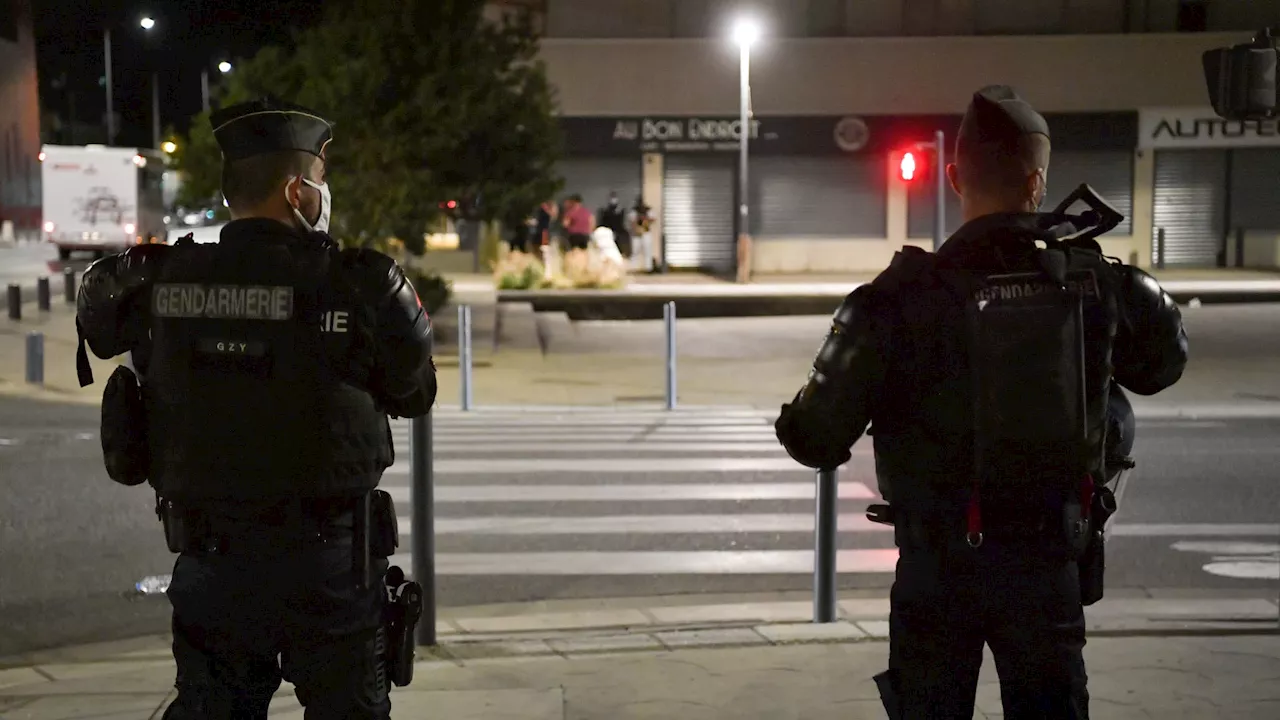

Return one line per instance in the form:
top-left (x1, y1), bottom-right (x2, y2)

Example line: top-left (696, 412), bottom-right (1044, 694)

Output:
top-left (899, 152), bottom-right (918, 181)
top-left (447, 200), bottom-right (458, 209)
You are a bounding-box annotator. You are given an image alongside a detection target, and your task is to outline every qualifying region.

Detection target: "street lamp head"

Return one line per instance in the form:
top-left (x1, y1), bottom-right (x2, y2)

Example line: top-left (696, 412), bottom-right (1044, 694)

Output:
top-left (139, 17), bottom-right (155, 30)
top-left (731, 17), bottom-right (762, 49)
top-left (218, 61), bottom-right (232, 73)
top-left (161, 141), bottom-right (177, 154)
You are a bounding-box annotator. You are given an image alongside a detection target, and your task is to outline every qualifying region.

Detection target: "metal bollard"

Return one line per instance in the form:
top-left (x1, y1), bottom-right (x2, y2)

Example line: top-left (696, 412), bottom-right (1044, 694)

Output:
top-left (63, 267), bottom-right (76, 304)
top-left (36, 277), bottom-right (50, 312)
top-left (7, 284), bottom-right (19, 321)
top-left (410, 411), bottom-right (437, 646)
top-left (813, 468), bottom-right (839, 623)
top-left (1155, 227), bottom-right (1166, 270)
top-left (25, 332), bottom-right (44, 385)
top-left (664, 301), bottom-right (677, 410)
top-left (458, 305), bottom-right (473, 411)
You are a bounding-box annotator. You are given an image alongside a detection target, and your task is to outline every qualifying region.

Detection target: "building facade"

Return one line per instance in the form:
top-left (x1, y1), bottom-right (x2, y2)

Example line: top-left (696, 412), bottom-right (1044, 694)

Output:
top-left (0, 0), bottom-right (41, 231)
top-left (535, 0), bottom-right (1280, 272)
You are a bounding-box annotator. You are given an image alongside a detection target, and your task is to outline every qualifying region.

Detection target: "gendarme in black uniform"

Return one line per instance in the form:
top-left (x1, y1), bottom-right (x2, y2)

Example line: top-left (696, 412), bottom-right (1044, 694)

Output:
top-left (775, 87), bottom-right (1188, 719)
top-left (76, 98), bottom-right (436, 719)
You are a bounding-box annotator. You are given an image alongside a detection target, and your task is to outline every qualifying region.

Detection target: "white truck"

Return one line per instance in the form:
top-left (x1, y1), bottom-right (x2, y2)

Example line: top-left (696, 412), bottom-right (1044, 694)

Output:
top-left (40, 144), bottom-right (168, 260)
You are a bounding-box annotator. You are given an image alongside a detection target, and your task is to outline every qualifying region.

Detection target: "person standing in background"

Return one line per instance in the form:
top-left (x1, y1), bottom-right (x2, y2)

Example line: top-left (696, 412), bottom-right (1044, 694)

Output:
top-left (628, 196), bottom-right (655, 273)
top-left (561, 194), bottom-right (593, 251)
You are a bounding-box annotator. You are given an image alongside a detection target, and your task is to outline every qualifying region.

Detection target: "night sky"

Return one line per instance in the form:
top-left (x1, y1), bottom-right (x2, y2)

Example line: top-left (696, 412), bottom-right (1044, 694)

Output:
top-left (34, 0), bottom-right (324, 146)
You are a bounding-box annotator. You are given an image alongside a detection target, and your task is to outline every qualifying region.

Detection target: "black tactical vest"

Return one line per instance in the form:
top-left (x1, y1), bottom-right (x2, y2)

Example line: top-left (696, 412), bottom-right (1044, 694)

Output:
top-left (871, 217), bottom-right (1121, 513)
top-left (144, 228), bottom-right (392, 502)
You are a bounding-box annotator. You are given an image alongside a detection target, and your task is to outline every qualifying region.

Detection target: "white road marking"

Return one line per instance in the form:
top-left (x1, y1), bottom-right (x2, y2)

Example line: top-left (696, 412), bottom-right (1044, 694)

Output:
top-left (386, 549), bottom-right (900, 575)
top-left (1112, 524), bottom-right (1279, 537)
top-left (384, 457), bottom-right (861, 474)
top-left (381, 482), bottom-right (876, 503)
top-left (407, 513), bottom-right (892, 535)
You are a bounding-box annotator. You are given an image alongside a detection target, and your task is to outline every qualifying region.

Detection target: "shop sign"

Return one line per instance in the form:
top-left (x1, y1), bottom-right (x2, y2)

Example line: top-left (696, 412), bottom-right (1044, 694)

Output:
top-left (1139, 107), bottom-right (1280, 149)
top-left (560, 115), bottom-right (873, 156)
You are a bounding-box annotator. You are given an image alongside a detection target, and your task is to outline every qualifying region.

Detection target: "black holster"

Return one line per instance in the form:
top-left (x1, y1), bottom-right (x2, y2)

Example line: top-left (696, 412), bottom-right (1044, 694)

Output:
top-left (1078, 485), bottom-right (1118, 606)
top-left (101, 365), bottom-right (149, 487)
top-left (156, 496), bottom-right (198, 553)
top-left (382, 565), bottom-right (423, 687)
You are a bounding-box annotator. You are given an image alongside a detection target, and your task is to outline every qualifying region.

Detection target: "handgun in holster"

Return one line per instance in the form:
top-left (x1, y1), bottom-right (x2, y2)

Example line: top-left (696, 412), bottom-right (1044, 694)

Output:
top-left (157, 495), bottom-right (199, 553)
top-left (1078, 484), bottom-right (1118, 606)
top-left (382, 565), bottom-right (424, 687)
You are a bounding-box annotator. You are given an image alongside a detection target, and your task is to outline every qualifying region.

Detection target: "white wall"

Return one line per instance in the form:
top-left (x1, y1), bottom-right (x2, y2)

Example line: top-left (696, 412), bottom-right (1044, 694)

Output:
top-left (540, 32), bottom-right (1245, 117)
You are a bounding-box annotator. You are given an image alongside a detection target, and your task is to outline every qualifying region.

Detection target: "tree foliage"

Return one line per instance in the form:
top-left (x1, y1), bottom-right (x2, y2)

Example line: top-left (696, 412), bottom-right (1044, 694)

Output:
top-left (175, 0), bottom-right (563, 252)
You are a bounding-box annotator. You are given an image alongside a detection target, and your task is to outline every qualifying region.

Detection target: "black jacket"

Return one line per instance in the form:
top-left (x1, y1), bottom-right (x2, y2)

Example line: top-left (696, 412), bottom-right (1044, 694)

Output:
top-left (76, 219), bottom-right (437, 502)
top-left (776, 213), bottom-right (1187, 508)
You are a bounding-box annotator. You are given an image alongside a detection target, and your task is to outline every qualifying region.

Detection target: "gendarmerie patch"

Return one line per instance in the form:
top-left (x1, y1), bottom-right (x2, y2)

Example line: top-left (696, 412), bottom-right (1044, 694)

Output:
top-left (973, 269), bottom-right (1099, 303)
top-left (152, 284), bottom-right (294, 321)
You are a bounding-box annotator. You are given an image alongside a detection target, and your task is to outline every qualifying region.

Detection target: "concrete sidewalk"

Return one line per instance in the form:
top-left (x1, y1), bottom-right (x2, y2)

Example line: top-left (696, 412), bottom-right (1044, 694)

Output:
top-left (0, 594), bottom-right (1275, 719)
top-left (5, 302), bottom-right (1280, 416)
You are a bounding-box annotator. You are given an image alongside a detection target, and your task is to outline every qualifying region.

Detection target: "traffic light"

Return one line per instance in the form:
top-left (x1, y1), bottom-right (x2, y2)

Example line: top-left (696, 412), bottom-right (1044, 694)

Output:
top-left (899, 151), bottom-right (918, 181)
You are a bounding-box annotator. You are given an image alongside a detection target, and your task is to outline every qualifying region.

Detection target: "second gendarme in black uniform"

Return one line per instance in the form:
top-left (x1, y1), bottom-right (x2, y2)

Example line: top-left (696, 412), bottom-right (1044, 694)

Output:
top-left (76, 97), bottom-right (436, 720)
top-left (775, 86), bottom-right (1188, 719)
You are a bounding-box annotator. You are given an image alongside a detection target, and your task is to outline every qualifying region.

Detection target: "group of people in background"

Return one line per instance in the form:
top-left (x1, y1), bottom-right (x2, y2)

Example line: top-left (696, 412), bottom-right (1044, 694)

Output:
top-left (510, 190), bottom-right (656, 273)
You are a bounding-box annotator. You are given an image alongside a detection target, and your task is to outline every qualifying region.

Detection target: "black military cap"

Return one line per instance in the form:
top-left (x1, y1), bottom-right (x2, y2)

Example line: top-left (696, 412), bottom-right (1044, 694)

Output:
top-left (210, 96), bottom-right (333, 162)
top-left (958, 85), bottom-right (1050, 147)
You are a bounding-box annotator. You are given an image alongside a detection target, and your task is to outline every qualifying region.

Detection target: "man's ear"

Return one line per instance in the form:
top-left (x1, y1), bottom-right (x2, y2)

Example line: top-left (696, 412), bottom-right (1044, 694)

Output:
top-left (945, 163), bottom-right (962, 197)
top-left (283, 175), bottom-right (302, 208)
top-left (1029, 168), bottom-right (1047, 210)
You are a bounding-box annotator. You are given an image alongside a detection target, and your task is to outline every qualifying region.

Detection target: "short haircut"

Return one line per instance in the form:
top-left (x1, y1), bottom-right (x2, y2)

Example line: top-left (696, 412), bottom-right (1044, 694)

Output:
top-left (220, 150), bottom-right (318, 210)
top-left (955, 133), bottom-right (1051, 201)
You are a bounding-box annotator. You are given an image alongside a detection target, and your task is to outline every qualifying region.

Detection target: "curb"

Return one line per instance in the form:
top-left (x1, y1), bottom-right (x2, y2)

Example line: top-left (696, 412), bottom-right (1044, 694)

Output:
top-left (3, 597), bottom-right (1274, 672)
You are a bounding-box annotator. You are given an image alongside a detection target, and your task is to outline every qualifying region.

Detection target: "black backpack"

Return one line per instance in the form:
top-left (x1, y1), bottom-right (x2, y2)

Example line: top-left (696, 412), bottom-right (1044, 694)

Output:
top-left (963, 242), bottom-right (1102, 551)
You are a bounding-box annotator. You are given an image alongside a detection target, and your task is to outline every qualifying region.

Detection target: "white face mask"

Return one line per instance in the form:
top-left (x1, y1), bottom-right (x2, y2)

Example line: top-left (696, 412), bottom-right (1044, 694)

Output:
top-left (288, 177), bottom-right (331, 234)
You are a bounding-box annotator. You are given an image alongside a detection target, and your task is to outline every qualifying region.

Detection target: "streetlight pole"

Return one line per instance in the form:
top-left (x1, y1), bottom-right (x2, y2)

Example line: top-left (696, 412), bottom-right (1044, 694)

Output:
top-left (737, 40), bottom-right (751, 283)
top-left (103, 29), bottom-right (114, 145)
top-left (731, 18), bottom-right (760, 284)
top-left (201, 69), bottom-right (210, 114)
top-left (152, 72), bottom-right (161, 149)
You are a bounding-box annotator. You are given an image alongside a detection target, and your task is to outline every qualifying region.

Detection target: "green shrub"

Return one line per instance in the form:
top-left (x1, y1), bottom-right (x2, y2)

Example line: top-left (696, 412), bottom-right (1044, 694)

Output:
top-left (493, 250), bottom-right (547, 290)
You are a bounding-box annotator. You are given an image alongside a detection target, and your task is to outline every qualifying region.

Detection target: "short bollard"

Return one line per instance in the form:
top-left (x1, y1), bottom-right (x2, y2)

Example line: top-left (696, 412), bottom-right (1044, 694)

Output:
top-left (813, 468), bottom-right (839, 623)
top-left (36, 277), bottom-right (51, 312)
top-left (26, 332), bottom-right (44, 385)
top-left (7, 284), bottom-right (19, 321)
top-left (63, 267), bottom-right (76, 304)
top-left (663, 301), bottom-right (677, 410)
top-left (458, 305), bottom-right (473, 411)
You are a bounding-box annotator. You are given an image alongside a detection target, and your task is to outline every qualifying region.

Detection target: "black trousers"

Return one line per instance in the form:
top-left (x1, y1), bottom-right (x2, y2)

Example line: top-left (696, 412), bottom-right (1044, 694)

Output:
top-left (886, 536), bottom-right (1090, 719)
top-left (162, 535), bottom-right (390, 720)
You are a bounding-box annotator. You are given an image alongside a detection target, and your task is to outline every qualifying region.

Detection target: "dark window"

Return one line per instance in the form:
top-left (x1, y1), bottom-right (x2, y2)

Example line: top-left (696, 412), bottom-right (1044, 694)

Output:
top-left (1177, 0), bottom-right (1207, 32)
top-left (0, 0), bottom-right (17, 42)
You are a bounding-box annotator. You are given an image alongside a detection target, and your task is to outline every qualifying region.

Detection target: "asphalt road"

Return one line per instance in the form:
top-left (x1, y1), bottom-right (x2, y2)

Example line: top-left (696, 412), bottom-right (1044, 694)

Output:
top-left (0, 398), bottom-right (1276, 657)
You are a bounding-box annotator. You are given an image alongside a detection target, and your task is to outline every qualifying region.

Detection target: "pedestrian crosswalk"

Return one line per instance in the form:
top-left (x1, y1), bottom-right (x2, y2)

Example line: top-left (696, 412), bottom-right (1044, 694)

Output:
top-left (380, 407), bottom-right (898, 577)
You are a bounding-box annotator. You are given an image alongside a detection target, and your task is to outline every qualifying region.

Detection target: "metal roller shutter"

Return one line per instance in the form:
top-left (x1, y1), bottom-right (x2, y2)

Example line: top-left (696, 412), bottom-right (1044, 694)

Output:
top-left (1228, 149), bottom-right (1280, 231)
top-left (749, 156), bottom-right (887, 238)
top-left (662, 155), bottom-right (735, 271)
top-left (906, 170), bottom-right (963, 239)
top-left (1043, 151), bottom-right (1134, 236)
top-left (556, 159), bottom-right (642, 221)
top-left (1153, 150), bottom-right (1227, 267)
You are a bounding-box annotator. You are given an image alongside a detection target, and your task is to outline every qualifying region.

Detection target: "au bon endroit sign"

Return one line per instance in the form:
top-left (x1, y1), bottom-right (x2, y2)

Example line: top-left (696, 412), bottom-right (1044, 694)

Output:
top-left (559, 116), bottom-right (872, 156)
top-left (1139, 107), bottom-right (1280, 149)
